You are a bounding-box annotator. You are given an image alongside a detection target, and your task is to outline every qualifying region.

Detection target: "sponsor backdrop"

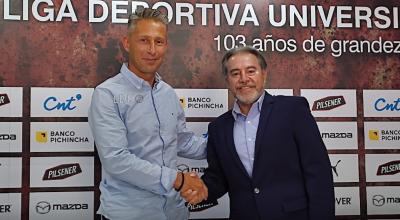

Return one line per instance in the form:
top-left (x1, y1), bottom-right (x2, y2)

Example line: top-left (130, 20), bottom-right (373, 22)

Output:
top-left (0, 0), bottom-right (399, 219)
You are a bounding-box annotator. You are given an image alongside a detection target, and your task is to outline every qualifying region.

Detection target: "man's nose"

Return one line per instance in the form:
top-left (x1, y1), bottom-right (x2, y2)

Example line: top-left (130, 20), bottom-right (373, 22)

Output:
top-left (238, 72), bottom-right (249, 82)
top-left (147, 42), bottom-right (156, 55)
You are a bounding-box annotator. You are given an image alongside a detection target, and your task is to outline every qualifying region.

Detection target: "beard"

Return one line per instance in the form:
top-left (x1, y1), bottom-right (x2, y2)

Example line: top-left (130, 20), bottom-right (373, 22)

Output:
top-left (235, 88), bottom-right (263, 105)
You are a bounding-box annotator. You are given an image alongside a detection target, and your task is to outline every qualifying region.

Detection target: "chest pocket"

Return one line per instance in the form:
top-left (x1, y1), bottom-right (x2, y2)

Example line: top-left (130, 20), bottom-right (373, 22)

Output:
top-left (158, 100), bottom-right (179, 136)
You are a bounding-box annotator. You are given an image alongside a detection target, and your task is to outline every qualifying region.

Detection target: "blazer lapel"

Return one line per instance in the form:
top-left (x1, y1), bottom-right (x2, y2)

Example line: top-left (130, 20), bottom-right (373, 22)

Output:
top-left (225, 114), bottom-right (251, 179)
top-left (253, 92), bottom-right (275, 171)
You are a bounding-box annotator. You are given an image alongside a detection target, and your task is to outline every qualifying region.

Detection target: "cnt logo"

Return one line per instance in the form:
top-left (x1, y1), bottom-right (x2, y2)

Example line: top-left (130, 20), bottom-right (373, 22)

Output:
top-left (42, 163), bottom-right (82, 181)
top-left (376, 160), bottom-right (400, 176)
top-left (312, 96), bottom-right (346, 111)
top-left (0, 93), bottom-right (11, 107)
top-left (374, 97), bottom-right (400, 112)
top-left (36, 201), bottom-right (88, 214)
top-left (43, 94), bottom-right (82, 111)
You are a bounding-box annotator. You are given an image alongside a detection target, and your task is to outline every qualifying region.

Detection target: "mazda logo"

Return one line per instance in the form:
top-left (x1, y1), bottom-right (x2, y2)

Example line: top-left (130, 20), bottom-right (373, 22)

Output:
top-left (177, 164), bottom-right (190, 173)
top-left (372, 195), bottom-right (385, 207)
top-left (36, 201), bottom-right (51, 214)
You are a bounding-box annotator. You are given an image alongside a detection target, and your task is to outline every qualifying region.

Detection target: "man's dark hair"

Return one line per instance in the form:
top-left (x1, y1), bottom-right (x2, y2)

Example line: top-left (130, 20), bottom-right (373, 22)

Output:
top-left (221, 46), bottom-right (267, 76)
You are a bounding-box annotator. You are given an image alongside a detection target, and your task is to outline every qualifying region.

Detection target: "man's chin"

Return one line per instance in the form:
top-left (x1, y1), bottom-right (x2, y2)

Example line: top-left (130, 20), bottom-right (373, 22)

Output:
top-left (236, 95), bottom-right (259, 105)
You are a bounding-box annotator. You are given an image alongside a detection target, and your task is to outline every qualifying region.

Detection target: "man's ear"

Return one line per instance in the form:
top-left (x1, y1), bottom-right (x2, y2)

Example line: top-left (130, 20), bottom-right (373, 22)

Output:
top-left (122, 36), bottom-right (130, 53)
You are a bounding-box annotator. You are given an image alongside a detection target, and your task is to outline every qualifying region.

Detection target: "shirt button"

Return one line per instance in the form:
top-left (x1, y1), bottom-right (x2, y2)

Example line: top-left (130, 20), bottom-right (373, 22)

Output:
top-left (247, 121), bottom-right (251, 124)
top-left (248, 138), bottom-right (252, 141)
top-left (254, 188), bottom-right (260, 194)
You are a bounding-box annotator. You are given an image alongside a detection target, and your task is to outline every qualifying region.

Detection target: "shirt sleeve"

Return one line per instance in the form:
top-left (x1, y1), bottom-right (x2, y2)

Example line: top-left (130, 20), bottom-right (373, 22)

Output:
top-left (88, 87), bottom-right (177, 195)
top-left (174, 96), bottom-right (207, 160)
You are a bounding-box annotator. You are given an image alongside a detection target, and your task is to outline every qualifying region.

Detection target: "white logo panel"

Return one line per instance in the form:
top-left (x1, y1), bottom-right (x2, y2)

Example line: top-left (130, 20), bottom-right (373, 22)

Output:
top-left (179, 122), bottom-right (228, 218)
top-left (265, 89), bottom-right (293, 96)
top-left (0, 157), bottom-right (22, 188)
top-left (30, 88), bottom-right (93, 117)
top-left (175, 89), bottom-right (228, 117)
top-left (30, 122), bottom-right (94, 152)
top-left (0, 87), bottom-right (23, 117)
top-left (367, 186), bottom-right (400, 215)
top-left (363, 90), bottom-right (400, 117)
top-left (318, 122), bottom-right (358, 150)
top-left (300, 89), bottom-right (357, 117)
top-left (0, 193), bottom-right (21, 220)
top-left (365, 154), bottom-right (400, 182)
top-left (364, 122), bottom-right (400, 149)
top-left (329, 154), bottom-right (359, 183)
top-left (30, 157), bottom-right (94, 187)
top-left (334, 187), bottom-right (360, 215)
top-left (29, 191), bottom-right (93, 220)
top-left (0, 122), bottom-right (22, 152)
top-left (178, 157), bottom-right (229, 219)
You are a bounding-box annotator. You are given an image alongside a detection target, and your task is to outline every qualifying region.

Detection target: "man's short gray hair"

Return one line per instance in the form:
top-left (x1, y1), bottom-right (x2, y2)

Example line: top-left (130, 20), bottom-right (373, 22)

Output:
top-left (128, 8), bottom-right (169, 33)
top-left (221, 46), bottom-right (268, 76)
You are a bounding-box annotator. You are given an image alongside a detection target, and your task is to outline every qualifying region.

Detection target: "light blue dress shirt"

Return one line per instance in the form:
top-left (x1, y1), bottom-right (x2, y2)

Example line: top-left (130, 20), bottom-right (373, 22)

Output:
top-left (88, 63), bottom-right (207, 220)
top-left (232, 93), bottom-right (265, 177)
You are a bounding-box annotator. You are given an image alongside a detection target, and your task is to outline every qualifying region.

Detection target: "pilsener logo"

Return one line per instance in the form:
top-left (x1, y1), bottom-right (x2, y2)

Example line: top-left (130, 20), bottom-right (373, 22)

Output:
top-left (369, 130), bottom-right (380, 140)
top-left (376, 160), bottom-right (400, 176)
top-left (187, 200), bottom-right (218, 212)
top-left (36, 131), bottom-right (48, 143)
top-left (0, 204), bottom-right (11, 213)
top-left (312, 96), bottom-right (346, 111)
top-left (43, 94), bottom-right (82, 111)
top-left (42, 163), bottom-right (82, 180)
top-left (0, 93), bottom-right (10, 107)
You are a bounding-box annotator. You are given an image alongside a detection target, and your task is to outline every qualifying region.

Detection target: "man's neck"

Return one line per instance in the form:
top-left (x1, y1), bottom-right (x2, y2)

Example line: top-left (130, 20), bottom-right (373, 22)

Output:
top-left (238, 103), bottom-right (252, 116)
top-left (127, 64), bottom-right (156, 87)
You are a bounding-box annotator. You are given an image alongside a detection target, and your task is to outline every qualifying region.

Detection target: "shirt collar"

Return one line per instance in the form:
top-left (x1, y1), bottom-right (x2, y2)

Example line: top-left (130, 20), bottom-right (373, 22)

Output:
top-left (232, 92), bottom-right (265, 120)
top-left (120, 63), bottom-right (161, 90)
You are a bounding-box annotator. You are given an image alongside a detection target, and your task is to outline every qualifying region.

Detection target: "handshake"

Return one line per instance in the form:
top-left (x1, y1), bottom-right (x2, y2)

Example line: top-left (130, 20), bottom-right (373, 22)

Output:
top-left (174, 172), bottom-right (208, 205)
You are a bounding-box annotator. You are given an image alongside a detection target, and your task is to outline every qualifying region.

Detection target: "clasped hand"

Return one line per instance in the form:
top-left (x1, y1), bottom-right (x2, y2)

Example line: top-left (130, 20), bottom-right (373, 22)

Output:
top-left (178, 172), bottom-right (208, 205)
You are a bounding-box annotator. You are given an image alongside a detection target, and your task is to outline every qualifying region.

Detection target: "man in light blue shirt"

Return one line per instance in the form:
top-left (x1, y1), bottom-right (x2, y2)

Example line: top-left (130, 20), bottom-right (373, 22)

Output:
top-left (88, 8), bottom-right (207, 220)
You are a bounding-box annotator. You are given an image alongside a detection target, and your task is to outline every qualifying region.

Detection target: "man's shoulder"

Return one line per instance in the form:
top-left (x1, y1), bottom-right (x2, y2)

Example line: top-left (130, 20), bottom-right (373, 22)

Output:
top-left (95, 74), bottom-right (124, 90)
top-left (209, 110), bottom-right (233, 129)
top-left (270, 95), bottom-right (309, 108)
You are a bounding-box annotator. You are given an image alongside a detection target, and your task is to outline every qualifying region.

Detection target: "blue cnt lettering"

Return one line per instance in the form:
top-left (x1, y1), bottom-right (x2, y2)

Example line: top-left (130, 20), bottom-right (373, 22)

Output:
top-left (374, 98), bottom-right (400, 112)
top-left (43, 94), bottom-right (82, 111)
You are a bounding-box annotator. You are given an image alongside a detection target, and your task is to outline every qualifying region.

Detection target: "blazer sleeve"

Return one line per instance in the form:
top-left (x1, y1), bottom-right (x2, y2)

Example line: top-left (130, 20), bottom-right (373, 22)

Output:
top-left (293, 97), bottom-right (335, 220)
top-left (201, 122), bottom-right (229, 201)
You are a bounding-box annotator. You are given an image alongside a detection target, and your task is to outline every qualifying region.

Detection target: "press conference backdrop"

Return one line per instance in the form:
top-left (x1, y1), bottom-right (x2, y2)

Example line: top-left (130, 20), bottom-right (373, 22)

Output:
top-left (0, 0), bottom-right (399, 219)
